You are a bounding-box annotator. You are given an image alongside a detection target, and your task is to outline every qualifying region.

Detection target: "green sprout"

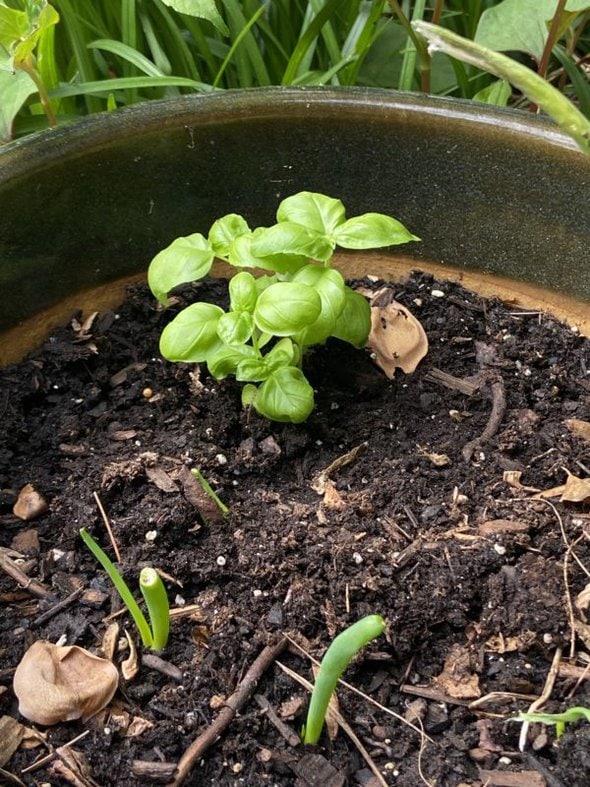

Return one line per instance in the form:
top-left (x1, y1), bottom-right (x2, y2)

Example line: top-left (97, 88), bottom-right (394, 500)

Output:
top-left (516, 706), bottom-right (590, 739)
top-left (148, 191), bottom-right (419, 424)
top-left (80, 528), bottom-right (169, 651)
top-left (302, 614), bottom-right (386, 745)
top-left (191, 468), bottom-right (229, 517)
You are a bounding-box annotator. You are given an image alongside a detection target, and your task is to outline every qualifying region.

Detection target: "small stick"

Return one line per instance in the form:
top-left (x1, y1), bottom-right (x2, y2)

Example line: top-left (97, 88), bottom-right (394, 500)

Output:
top-left (462, 342), bottom-right (507, 461)
top-left (254, 694), bottom-right (301, 747)
top-left (142, 653), bottom-right (183, 683)
top-left (0, 549), bottom-right (53, 600)
top-left (93, 491), bottom-right (121, 563)
top-left (20, 730), bottom-right (89, 774)
top-left (519, 647), bottom-right (563, 751)
top-left (168, 637), bottom-right (287, 786)
top-left (32, 587), bottom-right (84, 626)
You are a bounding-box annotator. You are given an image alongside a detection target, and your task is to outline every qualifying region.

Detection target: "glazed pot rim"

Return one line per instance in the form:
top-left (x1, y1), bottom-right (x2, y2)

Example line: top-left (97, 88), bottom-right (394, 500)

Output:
top-left (0, 86), bottom-right (580, 182)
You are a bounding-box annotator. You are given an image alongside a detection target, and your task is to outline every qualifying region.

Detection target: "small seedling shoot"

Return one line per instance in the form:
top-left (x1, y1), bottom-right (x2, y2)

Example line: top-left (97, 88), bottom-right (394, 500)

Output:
top-left (302, 614), bottom-right (386, 745)
top-left (191, 468), bottom-right (229, 517)
top-left (516, 706), bottom-right (590, 738)
top-left (148, 191), bottom-right (419, 423)
top-left (80, 528), bottom-right (169, 650)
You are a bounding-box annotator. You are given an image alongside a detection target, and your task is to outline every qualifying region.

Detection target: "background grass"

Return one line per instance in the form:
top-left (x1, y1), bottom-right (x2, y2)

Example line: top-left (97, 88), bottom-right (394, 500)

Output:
top-left (2, 0), bottom-right (589, 139)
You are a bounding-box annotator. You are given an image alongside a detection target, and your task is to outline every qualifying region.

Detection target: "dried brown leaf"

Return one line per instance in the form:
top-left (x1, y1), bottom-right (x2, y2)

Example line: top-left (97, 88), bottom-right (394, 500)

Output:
top-left (13, 641), bottom-right (119, 725)
top-left (121, 630), bottom-right (139, 682)
top-left (368, 289), bottom-right (428, 379)
top-left (534, 470), bottom-right (590, 502)
top-left (416, 444), bottom-right (451, 467)
top-left (433, 644), bottom-right (480, 699)
top-left (0, 716), bottom-right (25, 768)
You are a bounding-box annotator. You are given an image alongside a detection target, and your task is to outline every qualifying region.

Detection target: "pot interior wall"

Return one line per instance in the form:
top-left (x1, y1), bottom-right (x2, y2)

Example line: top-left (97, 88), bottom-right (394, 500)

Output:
top-left (0, 89), bottom-right (588, 342)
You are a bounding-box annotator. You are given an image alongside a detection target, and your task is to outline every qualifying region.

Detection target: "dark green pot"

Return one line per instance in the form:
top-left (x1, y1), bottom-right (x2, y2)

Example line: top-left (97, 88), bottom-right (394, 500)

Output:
top-left (1, 88), bottom-right (588, 355)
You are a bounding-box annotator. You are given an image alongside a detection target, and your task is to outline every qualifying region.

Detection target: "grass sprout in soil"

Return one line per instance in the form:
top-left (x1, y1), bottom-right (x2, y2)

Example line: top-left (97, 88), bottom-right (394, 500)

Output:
top-left (0, 270), bottom-right (589, 787)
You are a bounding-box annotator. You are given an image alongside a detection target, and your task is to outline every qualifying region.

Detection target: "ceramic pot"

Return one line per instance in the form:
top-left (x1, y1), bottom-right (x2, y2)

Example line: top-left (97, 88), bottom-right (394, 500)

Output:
top-left (1, 87), bottom-right (588, 365)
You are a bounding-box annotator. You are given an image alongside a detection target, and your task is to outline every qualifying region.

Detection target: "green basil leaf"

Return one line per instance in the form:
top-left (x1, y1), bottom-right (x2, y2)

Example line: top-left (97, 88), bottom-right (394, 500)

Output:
top-left (332, 214), bottom-right (420, 249)
top-left (254, 281), bottom-right (321, 337)
top-left (159, 303), bottom-right (223, 362)
top-left (292, 264), bottom-right (347, 345)
top-left (251, 222), bottom-right (334, 262)
top-left (229, 232), bottom-right (308, 274)
top-left (148, 233), bottom-right (214, 304)
top-left (264, 338), bottom-right (297, 371)
top-left (331, 289), bottom-right (371, 348)
top-left (276, 192), bottom-right (346, 235)
top-left (236, 358), bottom-right (270, 382)
top-left (208, 214), bottom-right (250, 257)
top-left (241, 384), bottom-right (258, 408)
top-left (228, 271), bottom-right (258, 313)
top-left (253, 367), bottom-right (315, 423)
top-left (216, 311), bottom-right (254, 345)
top-left (208, 344), bottom-right (259, 379)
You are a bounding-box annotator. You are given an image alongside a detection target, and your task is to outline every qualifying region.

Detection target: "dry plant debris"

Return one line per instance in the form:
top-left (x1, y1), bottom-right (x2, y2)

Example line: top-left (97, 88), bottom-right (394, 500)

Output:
top-left (13, 641), bottom-right (119, 725)
top-left (367, 288), bottom-right (428, 378)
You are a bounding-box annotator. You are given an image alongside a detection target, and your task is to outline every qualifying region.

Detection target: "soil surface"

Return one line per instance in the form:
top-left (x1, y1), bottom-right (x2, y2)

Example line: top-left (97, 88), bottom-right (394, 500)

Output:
top-left (1, 271), bottom-right (589, 787)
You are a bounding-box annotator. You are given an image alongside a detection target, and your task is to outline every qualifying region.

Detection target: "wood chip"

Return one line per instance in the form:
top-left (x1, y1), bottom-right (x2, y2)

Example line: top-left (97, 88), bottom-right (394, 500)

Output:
top-left (565, 418), bottom-right (590, 443)
top-left (12, 485), bottom-right (48, 521)
top-left (478, 769), bottom-right (546, 786)
top-left (0, 716), bottom-right (25, 768)
top-left (478, 519), bottom-right (529, 536)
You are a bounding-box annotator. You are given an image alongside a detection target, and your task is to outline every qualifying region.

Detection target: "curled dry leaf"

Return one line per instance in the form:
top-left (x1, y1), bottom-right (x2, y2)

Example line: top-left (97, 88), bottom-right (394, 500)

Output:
top-left (565, 418), bottom-right (590, 443)
top-left (13, 641), bottom-right (119, 726)
top-left (121, 630), bottom-right (139, 682)
top-left (367, 288), bottom-right (428, 379)
top-left (13, 484), bottom-right (48, 521)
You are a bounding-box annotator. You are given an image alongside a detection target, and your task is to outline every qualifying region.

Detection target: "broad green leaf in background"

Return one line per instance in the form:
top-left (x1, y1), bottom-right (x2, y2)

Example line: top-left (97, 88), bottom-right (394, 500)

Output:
top-left (472, 78), bottom-right (511, 107)
top-left (475, 0), bottom-right (590, 61)
top-left (0, 66), bottom-right (36, 142)
top-left (159, 0), bottom-right (228, 35)
top-left (228, 271), bottom-right (258, 313)
top-left (208, 344), bottom-right (259, 380)
top-left (216, 310), bottom-right (254, 346)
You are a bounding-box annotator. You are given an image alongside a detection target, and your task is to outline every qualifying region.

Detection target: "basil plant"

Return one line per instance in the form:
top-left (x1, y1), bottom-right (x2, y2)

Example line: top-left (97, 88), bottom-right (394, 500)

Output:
top-left (148, 192), bottom-right (418, 423)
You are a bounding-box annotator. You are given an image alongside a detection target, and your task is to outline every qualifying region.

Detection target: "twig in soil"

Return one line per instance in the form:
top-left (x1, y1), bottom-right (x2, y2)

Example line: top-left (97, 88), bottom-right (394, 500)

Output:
top-left (518, 647), bottom-right (563, 752)
top-left (284, 634), bottom-right (433, 742)
top-left (93, 492), bottom-right (121, 563)
top-left (402, 683), bottom-right (473, 707)
top-left (461, 342), bottom-right (507, 462)
top-left (276, 660), bottom-right (389, 787)
top-left (167, 637), bottom-right (287, 787)
top-left (0, 548), bottom-right (54, 600)
top-left (524, 751), bottom-right (568, 787)
top-left (0, 767), bottom-right (26, 786)
top-left (20, 730), bottom-right (89, 774)
top-left (141, 653), bottom-right (183, 683)
top-left (424, 368), bottom-right (480, 396)
top-left (31, 587), bottom-right (84, 626)
top-left (254, 694), bottom-right (301, 747)
top-left (469, 691), bottom-right (539, 710)
top-left (565, 660), bottom-right (590, 698)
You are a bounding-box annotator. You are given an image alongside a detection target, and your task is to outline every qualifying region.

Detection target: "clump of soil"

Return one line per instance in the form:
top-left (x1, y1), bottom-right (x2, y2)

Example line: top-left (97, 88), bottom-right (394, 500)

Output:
top-left (0, 271), bottom-right (589, 787)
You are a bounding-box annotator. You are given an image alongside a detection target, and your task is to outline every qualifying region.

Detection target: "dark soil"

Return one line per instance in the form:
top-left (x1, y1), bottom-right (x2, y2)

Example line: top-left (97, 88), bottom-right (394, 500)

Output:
top-left (1, 271), bottom-right (589, 787)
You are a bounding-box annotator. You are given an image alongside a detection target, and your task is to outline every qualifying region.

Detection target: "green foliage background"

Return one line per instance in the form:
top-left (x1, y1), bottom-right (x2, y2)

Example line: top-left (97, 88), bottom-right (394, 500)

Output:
top-left (1, 0), bottom-right (589, 142)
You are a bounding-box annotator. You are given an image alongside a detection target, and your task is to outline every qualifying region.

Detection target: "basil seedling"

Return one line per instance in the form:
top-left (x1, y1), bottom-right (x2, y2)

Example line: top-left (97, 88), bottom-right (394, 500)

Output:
top-left (148, 191), bottom-right (419, 423)
top-left (302, 614), bottom-right (386, 744)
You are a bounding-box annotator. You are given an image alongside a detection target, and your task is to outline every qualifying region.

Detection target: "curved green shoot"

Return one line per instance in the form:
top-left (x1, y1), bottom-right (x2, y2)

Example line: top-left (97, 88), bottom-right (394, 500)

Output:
top-left (80, 528), bottom-right (169, 650)
top-left (139, 567), bottom-right (170, 651)
top-left (302, 614), bottom-right (386, 745)
top-left (191, 468), bottom-right (229, 517)
top-left (516, 706), bottom-right (590, 739)
top-left (412, 21), bottom-right (590, 157)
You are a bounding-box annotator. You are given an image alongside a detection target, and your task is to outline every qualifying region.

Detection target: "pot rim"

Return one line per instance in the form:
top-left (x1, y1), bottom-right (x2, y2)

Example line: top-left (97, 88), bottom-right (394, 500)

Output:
top-left (0, 86), bottom-right (580, 183)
